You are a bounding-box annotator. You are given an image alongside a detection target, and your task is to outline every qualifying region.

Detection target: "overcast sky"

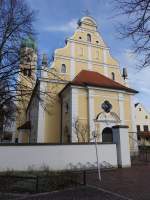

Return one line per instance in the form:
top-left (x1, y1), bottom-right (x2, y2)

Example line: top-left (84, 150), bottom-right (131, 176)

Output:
top-left (27, 0), bottom-right (150, 111)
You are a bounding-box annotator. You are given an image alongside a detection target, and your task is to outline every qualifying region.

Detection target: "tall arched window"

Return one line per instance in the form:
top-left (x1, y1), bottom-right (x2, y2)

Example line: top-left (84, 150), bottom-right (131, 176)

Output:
top-left (87, 34), bottom-right (91, 42)
top-left (61, 64), bottom-right (66, 73)
top-left (111, 72), bottom-right (115, 81)
top-left (27, 57), bottom-right (31, 63)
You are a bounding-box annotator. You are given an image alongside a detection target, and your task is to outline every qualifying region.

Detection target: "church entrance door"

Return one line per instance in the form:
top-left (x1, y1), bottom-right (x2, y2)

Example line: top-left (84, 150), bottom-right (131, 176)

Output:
top-left (102, 127), bottom-right (113, 143)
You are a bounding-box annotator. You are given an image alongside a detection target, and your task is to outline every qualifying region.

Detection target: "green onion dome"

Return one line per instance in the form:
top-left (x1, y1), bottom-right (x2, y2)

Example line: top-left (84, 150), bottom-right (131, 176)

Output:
top-left (21, 35), bottom-right (37, 52)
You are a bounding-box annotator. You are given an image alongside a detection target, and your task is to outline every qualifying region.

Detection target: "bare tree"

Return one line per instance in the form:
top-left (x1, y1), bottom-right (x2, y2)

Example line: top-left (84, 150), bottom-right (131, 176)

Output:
top-left (0, 0), bottom-right (36, 106)
top-left (0, 0), bottom-right (38, 136)
top-left (113, 0), bottom-right (150, 68)
top-left (74, 119), bottom-right (90, 142)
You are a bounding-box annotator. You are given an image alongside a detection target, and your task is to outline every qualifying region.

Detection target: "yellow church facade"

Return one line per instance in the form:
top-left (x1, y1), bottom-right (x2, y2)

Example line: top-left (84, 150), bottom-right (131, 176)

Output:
top-left (17, 16), bottom-right (138, 155)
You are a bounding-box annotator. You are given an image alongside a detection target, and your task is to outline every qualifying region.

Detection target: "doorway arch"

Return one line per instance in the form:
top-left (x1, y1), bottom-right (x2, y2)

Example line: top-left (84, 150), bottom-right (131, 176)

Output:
top-left (102, 127), bottom-right (113, 143)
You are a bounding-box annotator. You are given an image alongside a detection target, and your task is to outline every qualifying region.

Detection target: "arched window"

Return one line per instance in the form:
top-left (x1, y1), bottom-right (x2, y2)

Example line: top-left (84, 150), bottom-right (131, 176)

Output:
top-left (64, 102), bottom-right (69, 113)
top-left (61, 64), bottom-right (66, 73)
top-left (111, 72), bottom-right (115, 81)
top-left (87, 34), bottom-right (91, 42)
top-left (23, 68), bottom-right (31, 77)
top-left (27, 57), bottom-right (31, 62)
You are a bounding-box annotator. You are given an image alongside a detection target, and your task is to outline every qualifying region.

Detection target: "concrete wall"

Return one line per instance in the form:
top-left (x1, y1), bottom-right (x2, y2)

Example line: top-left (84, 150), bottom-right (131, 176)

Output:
top-left (0, 144), bottom-right (117, 171)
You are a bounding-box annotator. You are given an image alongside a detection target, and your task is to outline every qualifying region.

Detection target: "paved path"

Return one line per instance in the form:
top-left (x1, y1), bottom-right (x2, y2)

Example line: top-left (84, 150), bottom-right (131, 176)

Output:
top-left (87, 164), bottom-right (150, 200)
top-left (1, 164), bottom-right (150, 200)
top-left (18, 186), bottom-right (130, 200)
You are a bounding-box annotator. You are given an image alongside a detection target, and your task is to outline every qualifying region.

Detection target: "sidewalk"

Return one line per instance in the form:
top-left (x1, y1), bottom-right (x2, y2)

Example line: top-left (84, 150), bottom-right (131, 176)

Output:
top-left (1, 164), bottom-right (150, 200)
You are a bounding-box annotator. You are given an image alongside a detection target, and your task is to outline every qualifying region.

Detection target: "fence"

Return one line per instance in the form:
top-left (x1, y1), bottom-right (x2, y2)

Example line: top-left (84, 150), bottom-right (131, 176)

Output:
top-left (0, 170), bottom-right (87, 193)
top-left (131, 146), bottom-right (150, 165)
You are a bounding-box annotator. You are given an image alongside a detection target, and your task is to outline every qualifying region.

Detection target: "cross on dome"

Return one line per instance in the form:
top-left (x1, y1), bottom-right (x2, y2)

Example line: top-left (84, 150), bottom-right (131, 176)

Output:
top-left (82, 9), bottom-right (91, 16)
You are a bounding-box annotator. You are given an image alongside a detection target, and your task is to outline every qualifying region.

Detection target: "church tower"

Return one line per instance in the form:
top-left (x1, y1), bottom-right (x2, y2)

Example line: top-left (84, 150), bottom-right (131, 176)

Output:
top-left (15, 36), bottom-right (37, 142)
top-left (20, 36), bottom-right (37, 80)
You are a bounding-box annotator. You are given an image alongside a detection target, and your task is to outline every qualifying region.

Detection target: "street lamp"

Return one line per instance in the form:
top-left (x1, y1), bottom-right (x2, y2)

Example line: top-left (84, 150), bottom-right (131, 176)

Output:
top-left (92, 119), bottom-right (101, 182)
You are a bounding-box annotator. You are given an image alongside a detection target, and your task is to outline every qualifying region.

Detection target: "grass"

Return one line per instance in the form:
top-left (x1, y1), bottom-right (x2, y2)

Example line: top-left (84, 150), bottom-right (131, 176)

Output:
top-left (0, 169), bottom-right (84, 193)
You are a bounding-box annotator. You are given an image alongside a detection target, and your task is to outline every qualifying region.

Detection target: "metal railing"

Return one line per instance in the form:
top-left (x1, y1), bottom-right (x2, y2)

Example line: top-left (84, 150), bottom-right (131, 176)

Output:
top-left (0, 170), bottom-right (87, 193)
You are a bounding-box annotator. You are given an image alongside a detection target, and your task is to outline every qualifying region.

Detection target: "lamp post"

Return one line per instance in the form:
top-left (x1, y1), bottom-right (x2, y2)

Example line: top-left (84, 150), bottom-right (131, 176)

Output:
top-left (93, 119), bottom-right (101, 181)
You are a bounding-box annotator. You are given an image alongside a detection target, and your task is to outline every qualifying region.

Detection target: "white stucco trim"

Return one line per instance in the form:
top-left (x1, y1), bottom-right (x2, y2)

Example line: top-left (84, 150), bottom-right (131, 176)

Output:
top-left (70, 42), bottom-right (75, 80)
top-left (130, 96), bottom-right (136, 132)
top-left (78, 93), bottom-right (129, 101)
top-left (37, 81), bottom-right (46, 143)
top-left (103, 49), bottom-right (108, 77)
top-left (104, 65), bottom-right (108, 77)
top-left (40, 66), bottom-right (48, 79)
top-left (71, 85), bottom-right (135, 95)
top-left (88, 89), bottom-right (95, 138)
top-left (71, 88), bottom-right (78, 142)
top-left (39, 79), bottom-right (68, 84)
top-left (70, 59), bottom-right (75, 80)
top-left (55, 55), bottom-right (119, 69)
top-left (130, 95), bottom-right (138, 152)
top-left (118, 93), bottom-right (124, 125)
top-left (68, 37), bottom-right (109, 49)
top-left (88, 44), bottom-right (92, 70)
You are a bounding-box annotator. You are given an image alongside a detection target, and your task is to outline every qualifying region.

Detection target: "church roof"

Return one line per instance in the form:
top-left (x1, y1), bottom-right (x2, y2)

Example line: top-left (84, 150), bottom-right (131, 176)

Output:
top-left (60, 70), bottom-right (138, 95)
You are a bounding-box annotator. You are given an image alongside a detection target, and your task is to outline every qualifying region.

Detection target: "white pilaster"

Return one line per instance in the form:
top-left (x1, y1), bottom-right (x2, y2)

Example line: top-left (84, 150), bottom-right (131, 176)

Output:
top-left (104, 65), bottom-right (108, 77)
top-left (88, 89), bottom-right (95, 138)
top-left (41, 66), bottom-right (48, 78)
top-left (130, 95), bottom-right (139, 154)
top-left (70, 42), bottom-right (75, 80)
top-left (37, 81), bottom-right (46, 143)
top-left (103, 49), bottom-right (108, 77)
top-left (88, 44), bottom-right (92, 70)
top-left (118, 93), bottom-right (124, 125)
top-left (71, 88), bottom-right (78, 142)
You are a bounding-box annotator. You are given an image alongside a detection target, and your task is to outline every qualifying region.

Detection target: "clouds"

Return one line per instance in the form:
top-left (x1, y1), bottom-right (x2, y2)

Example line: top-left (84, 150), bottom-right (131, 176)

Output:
top-left (44, 18), bottom-right (77, 33)
top-left (26, 0), bottom-right (150, 110)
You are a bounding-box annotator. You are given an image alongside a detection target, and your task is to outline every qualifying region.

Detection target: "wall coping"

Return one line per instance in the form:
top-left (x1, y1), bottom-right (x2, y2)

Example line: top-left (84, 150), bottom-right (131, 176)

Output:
top-left (0, 142), bottom-right (116, 146)
top-left (112, 125), bottom-right (129, 129)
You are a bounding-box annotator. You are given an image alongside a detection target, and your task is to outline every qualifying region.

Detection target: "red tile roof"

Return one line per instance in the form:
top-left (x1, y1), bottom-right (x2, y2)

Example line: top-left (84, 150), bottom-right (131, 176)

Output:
top-left (70, 70), bottom-right (138, 93)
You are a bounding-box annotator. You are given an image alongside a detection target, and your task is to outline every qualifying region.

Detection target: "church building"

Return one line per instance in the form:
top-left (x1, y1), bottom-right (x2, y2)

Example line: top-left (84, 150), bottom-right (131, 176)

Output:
top-left (16, 16), bottom-right (138, 155)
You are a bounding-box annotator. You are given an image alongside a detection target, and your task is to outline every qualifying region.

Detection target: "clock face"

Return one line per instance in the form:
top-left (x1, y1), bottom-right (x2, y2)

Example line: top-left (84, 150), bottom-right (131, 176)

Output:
top-left (101, 100), bottom-right (112, 113)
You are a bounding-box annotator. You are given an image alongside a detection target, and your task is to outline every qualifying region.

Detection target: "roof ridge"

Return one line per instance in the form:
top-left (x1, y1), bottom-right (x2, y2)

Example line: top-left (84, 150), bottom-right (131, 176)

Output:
top-left (71, 70), bottom-right (138, 93)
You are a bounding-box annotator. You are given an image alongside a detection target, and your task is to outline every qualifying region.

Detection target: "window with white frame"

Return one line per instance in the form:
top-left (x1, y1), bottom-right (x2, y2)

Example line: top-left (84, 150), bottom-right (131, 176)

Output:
top-left (87, 33), bottom-right (91, 42)
top-left (61, 64), bottom-right (66, 73)
top-left (111, 72), bottom-right (115, 81)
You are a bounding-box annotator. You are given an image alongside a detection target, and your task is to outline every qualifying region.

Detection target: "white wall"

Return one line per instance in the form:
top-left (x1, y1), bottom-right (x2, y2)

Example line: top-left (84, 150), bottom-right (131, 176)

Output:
top-left (0, 144), bottom-right (117, 171)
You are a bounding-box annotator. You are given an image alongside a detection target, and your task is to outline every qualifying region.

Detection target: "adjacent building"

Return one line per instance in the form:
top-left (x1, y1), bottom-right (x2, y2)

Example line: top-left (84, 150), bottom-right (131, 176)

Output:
top-left (135, 103), bottom-right (150, 146)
